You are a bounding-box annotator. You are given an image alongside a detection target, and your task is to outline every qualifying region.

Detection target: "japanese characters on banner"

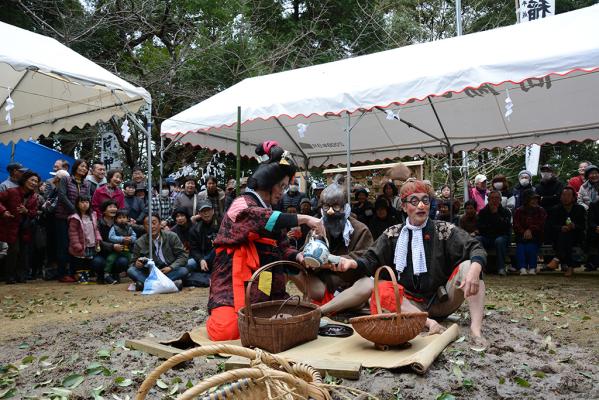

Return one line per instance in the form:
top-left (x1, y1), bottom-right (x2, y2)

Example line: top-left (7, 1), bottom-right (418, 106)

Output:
top-left (518, 0), bottom-right (555, 23)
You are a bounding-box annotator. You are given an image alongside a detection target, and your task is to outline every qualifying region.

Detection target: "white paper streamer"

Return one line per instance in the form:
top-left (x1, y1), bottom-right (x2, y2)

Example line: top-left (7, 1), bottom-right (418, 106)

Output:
top-left (385, 109), bottom-right (399, 120)
top-left (121, 119), bottom-right (131, 142)
top-left (4, 88), bottom-right (14, 126)
top-left (504, 88), bottom-right (513, 121)
top-left (297, 123), bottom-right (309, 138)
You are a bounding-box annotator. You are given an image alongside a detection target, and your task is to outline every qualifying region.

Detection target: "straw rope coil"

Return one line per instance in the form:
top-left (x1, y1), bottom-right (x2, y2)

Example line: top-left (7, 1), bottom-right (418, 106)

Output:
top-left (135, 344), bottom-right (378, 400)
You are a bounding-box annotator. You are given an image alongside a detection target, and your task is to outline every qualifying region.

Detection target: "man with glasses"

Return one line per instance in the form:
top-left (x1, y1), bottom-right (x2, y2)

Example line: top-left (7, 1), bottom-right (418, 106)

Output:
top-left (295, 177), bottom-right (374, 316)
top-left (332, 180), bottom-right (488, 347)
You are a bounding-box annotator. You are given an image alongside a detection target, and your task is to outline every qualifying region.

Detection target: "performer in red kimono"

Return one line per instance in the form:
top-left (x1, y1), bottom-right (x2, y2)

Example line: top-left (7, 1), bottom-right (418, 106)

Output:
top-left (206, 141), bottom-right (324, 341)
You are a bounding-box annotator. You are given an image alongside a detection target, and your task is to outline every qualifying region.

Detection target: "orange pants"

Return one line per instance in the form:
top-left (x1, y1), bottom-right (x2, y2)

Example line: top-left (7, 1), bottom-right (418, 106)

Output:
top-left (370, 281), bottom-right (404, 314)
top-left (206, 306), bottom-right (240, 341)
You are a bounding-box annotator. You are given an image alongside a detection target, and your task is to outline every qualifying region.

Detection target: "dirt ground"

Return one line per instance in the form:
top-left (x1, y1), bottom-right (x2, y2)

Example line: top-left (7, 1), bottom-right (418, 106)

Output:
top-left (0, 271), bottom-right (597, 399)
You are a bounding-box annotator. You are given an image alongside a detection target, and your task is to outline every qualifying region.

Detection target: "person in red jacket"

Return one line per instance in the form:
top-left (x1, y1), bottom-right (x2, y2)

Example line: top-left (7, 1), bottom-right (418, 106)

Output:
top-left (0, 170), bottom-right (40, 284)
top-left (568, 161), bottom-right (590, 194)
top-left (68, 195), bottom-right (102, 284)
top-left (92, 169), bottom-right (125, 219)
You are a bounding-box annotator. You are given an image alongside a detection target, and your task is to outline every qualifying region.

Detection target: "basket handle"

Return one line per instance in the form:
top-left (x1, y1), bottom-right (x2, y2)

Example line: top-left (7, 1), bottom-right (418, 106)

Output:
top-left (244, 261), bottom-right (311, 324)
top-left (373, 265), bottom-right (401, 315)
top-left (272, 295), bottom-right (302, 318)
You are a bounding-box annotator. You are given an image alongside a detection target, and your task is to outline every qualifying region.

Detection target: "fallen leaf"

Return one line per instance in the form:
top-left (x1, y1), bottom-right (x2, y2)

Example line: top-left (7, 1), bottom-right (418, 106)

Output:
top-left (21, 356), bottom-right (35, 364)
top-left (435, 393), bottom-right (456, 400)
top-left (62, 374), bottom-right (84, 389)
top-left (97, 349), bottom-right (111, 359)
top-left (533, 371), bottom-right (546, 378)
top-left (455, 336), bottom-right (465, 343)
top-left (0, 388), bottom-right (17, 399)
top-left (156, 379), bottom-right (168, 389)
top-left (514, 377), bottom-right (530, 387)
top-left (114, 377), bottom-right (133, 387)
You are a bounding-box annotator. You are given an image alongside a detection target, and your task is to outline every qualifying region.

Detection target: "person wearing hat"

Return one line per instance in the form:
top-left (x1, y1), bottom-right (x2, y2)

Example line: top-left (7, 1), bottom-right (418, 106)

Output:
top-left (0, 162), bottom-right (28, 192)
top-left (513, 190), bottom-right (547, 275)
top-left (468, 174), bottom-right (489, 212)
top-left (535, 164), bottom-right (564, 211)
top-left (188, 200), bottom-right (220, 286)
top-left (310, 182), bottom-right (325, 210)
top-left (511, 170), bottom-right (535, 210)
top-left (577, 164), bottom-right (599, 209)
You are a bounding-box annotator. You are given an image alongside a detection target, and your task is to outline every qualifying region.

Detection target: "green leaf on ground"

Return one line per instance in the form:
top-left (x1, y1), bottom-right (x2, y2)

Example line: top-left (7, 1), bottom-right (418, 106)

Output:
top-left (580, 371), bottom-right (592, 379)
top-left (18, 343), bottom-right (29, 350)
top-left (114, 377), bottom-right (133, 387)
top-left (455, 336), bottom-right (465, 343)
top-left (21, 356), bottom-right (35, 364)
top-left (91, 385), bottom-right (105, 400)
top-left (62, 374), bottom-right (84, 389)
top-left (514, 377), bottom-right (530, 387)
top-left (185, 380), bottom-right (193, 389)
top-left (97, 349), bottom-right (111, 359)
top-left (169, 383), bottom-right (179, 395)
top-left (33, 379), bottom-right (53, 388)
top-left (533, 371), bottom-right (546, 378)
top-left (499, 377), bottom-right (506, 384)
top-left (156, 379), bottom-right (168, 389)
top-left (86, 363), bottom-right (106, 376)
top-left (436, 393), bottom-right (456, 400)
top-left (0, 388), bottom-right (17, 399)
top-left (462, 378), bottom-right (474, 389)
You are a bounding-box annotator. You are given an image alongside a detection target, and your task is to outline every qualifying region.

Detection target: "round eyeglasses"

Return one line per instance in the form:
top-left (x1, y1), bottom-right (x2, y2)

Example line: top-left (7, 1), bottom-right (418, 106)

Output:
top-left (404, 195), bottom-right (431, 206)
top-left (322, 204), bottom-right (343, 212)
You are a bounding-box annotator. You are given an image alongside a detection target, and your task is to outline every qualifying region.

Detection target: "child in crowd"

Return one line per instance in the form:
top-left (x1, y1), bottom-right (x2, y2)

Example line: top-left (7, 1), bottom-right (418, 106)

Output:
top-left (459, 199), bottom-right (479, 236)
top-left (513, 190), bottom-right (547, 275)
top-left (68, 196), bottom-right (101, 284)
top-left (106, 209), bottom-right (137, 283)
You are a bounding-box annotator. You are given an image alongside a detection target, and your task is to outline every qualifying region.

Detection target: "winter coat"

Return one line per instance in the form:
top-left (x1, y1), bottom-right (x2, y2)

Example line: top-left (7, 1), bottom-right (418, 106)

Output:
top-left (55, 176), bottom-right (91, 220)
top-left (0, 187), bottom-right (38, 244)
top-left (92, 185), bottom-right (125, 219)
top-left (547, 203), bottom-right (586, 244)
top-left (189, 217), bottom-right (219, 264)
top-left (124, 195), bottom-right (146, 223)
top-left (513, 205), bottom-right (547, 243)
top-left (68, 213), bottom-right (102, 257)
top-left (477, 205), bottom-right (512, 238)
top-left (535, 178), bottom-right (564, 211)
top-left (577, 180), bottom-right (599, 209)
top-left (511, 183), bottom-right (535, 210)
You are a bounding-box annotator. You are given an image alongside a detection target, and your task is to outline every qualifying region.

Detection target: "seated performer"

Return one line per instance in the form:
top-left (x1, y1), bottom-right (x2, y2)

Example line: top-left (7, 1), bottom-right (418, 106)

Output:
top-left (293, 177), bottom-right (373, 316)
top-left (333, 180), bottom-right (487, 344)
top-left (206, 141), bottom-right (323, 341)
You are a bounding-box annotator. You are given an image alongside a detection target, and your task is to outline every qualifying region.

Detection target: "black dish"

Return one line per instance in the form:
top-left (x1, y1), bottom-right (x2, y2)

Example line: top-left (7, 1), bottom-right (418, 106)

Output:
top-left (318, 324), bottom-right (354, 337)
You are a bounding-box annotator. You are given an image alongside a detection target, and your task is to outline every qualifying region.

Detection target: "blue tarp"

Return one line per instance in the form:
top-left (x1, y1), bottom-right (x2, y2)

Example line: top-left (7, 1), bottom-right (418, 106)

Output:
top-left (0, 141), bottom-right (75, 182)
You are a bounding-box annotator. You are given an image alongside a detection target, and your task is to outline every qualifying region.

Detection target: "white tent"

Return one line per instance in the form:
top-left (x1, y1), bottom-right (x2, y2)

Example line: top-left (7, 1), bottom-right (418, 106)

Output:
top-left (0, 21), bottom-right (151, 144)
top-left (162, 5), bottom-right (599, 168)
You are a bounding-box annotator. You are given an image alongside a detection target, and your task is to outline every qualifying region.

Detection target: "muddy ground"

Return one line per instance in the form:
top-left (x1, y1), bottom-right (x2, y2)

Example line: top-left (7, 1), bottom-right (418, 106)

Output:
top-left (0, 271), bottom-right (597, 399)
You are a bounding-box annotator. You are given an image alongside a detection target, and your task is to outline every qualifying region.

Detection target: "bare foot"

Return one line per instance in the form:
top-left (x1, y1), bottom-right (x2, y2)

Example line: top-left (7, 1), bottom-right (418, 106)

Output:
top-left (469, 335), bottom-right (489, 351)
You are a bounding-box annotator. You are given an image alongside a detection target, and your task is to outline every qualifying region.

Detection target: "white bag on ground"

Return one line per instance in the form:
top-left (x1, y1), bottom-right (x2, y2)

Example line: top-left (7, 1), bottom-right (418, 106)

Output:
top-left (142, 261), bottom-right (179, 295)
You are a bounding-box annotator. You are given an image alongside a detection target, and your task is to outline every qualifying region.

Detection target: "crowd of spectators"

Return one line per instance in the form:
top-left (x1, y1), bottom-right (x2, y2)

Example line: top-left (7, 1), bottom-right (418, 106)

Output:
top-left (1, 157), bottom-right (598, 287)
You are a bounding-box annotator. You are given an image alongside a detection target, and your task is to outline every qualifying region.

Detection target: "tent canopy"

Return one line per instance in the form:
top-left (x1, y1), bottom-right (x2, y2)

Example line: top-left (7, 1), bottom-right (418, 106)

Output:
top-left (0, 21), bottom-right (151, 144)
top-left (162, 5), bottom-right (599, 167)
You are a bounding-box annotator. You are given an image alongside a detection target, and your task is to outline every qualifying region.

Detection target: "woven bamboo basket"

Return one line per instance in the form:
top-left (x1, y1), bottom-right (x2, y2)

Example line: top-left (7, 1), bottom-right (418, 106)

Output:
top-left (238, 261), bottom-right (321, 353)
top-left (135, 344), bottom-right (332, 400)
top-left (350, 265), bottom-right (428, 348)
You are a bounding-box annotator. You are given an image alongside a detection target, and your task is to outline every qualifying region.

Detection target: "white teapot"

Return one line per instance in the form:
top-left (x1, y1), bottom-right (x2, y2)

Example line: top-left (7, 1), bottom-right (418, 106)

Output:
top-left (302, 234), bottom-right (341, 269)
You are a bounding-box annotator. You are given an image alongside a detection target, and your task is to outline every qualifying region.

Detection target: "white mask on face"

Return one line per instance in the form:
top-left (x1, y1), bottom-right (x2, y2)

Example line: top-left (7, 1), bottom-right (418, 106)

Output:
top-left (493, 182), bottom-right (503, 190)
top-left (541, 172), bottom-right (552, 180)
top-left (160, 189), bottom-right (170, 197)
top-left (519, 178), bottom-right (530, 186)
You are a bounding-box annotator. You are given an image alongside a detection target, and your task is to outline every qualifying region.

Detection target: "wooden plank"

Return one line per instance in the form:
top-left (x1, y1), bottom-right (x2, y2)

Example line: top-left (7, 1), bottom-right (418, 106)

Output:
top-left (225, 355), bottom-right (361, 380)
top-left (125, 339), bottom-right (184, 359)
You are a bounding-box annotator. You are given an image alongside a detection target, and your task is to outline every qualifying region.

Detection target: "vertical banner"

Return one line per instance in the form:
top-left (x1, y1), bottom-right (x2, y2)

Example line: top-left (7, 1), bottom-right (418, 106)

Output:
top-left (525, 144), bottom-right (541, 176)
top-left (518, 0), bottom-right (555, 23)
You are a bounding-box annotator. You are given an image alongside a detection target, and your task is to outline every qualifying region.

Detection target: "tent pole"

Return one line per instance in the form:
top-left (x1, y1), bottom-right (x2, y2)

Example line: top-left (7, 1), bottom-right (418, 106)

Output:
top-left (159, 134), bottom-right (164, 194)
top-left (462, 151), bottom-right (469, 201)
top-left (236, 106), bottom-right (241, 196)
top-left (346, 112), bottom-right (351, 204)
top-left (145, 101), bottom-right (154, 261)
